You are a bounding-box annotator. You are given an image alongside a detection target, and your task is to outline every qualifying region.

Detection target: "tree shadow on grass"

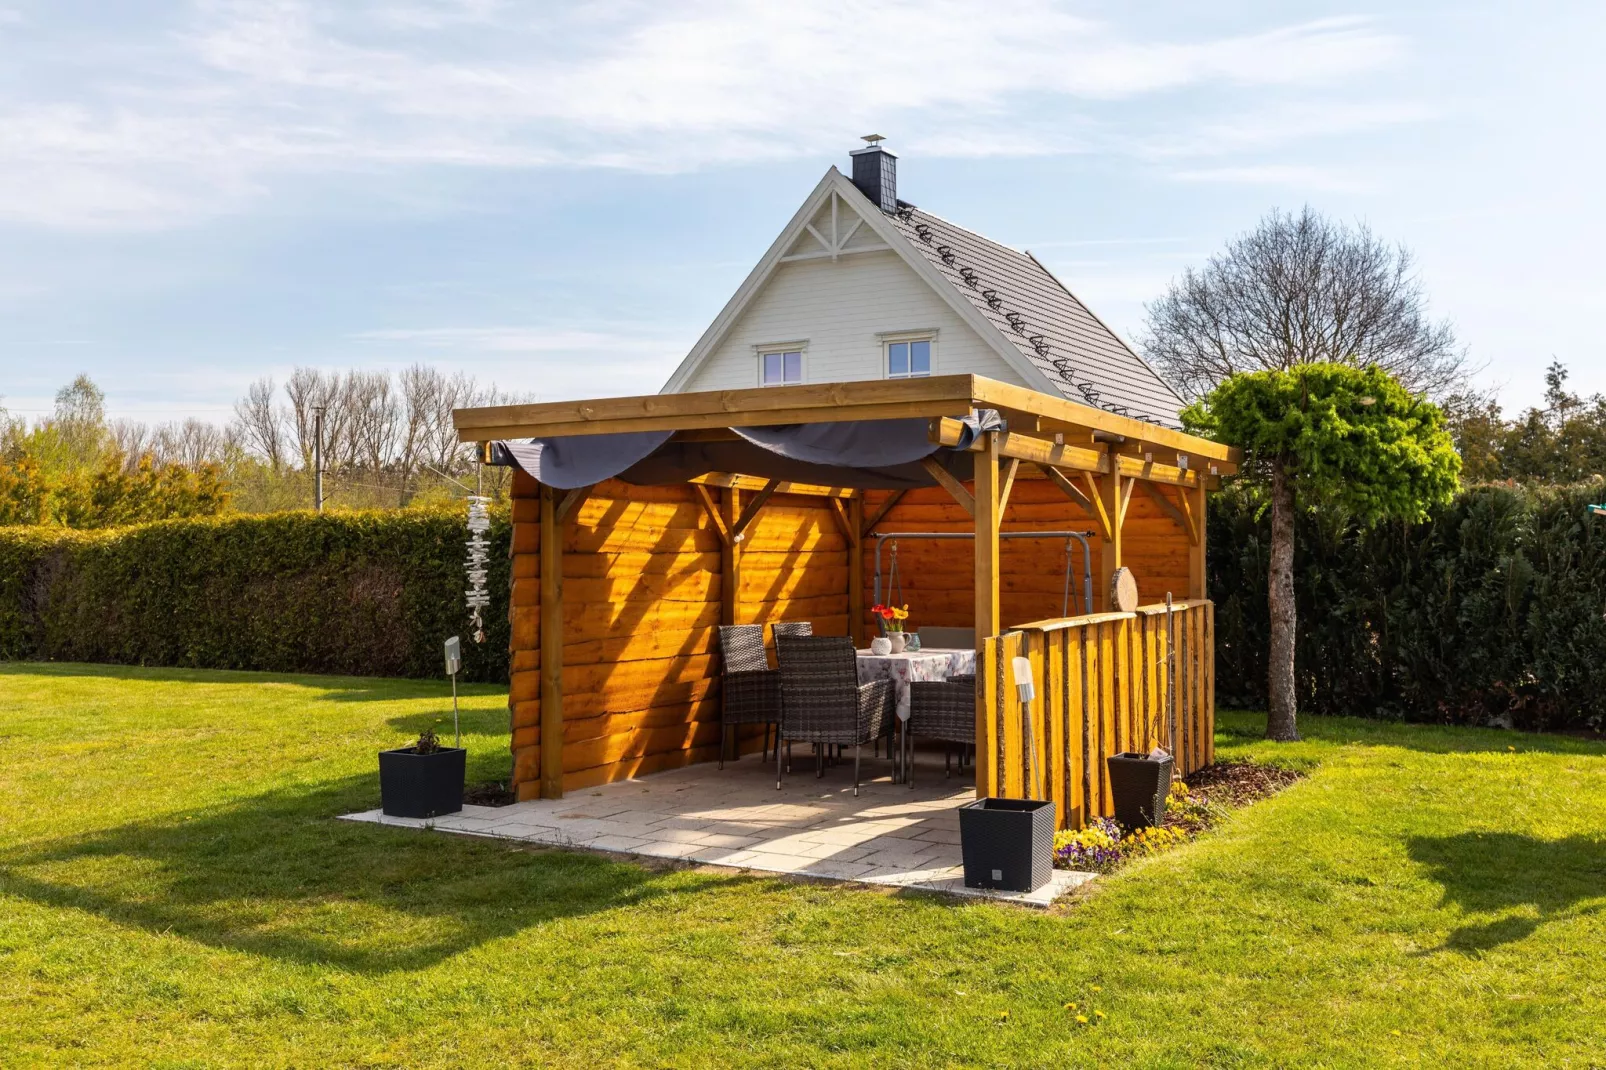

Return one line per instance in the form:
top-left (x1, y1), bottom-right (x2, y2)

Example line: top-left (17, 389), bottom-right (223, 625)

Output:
top-left (1407, 831), bottom-right (1606, 955)
top-left (0, 771), bottom-right (738, 975)
top-left (0, 661), bottom-right (506, 704)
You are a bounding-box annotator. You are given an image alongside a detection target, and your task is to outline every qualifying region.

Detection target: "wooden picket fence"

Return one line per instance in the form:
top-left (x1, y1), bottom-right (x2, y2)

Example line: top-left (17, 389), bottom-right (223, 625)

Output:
top-left (978, 600), bottom-right (1215, 830)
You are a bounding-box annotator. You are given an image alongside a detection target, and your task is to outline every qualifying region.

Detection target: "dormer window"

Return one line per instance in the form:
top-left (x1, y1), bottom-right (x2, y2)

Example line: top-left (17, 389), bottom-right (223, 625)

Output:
top-left (881, 330), bottom-right (936, 379)
top-left (756, 343), bottom-right (805, 386)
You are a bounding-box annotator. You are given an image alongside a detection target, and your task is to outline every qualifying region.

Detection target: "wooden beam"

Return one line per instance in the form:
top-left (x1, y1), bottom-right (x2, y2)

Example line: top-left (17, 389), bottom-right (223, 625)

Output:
top-left (555, 484), bottom-right (594, 524)
top-left (777, 242), bottom-right (892, 263)
top-left (967, 376), bottom-right (1242, 464)
top-left (538, 485), bottom-right (564, 800)
top-left (1116, 475), bottom-right (1136, 530)
top-left (1077, 471), bottom-right (1113, 541)
top-left (973, 432), bottom-right (1002, 798)
top-left (1188, 483), bottom-right (1208, 600)
top-left (1037, 462), bottom-right (1095, 515)
top-left (849, 496), bottom-right (865, 647)
top-left (828, 497), bottom-right (855, 543)
top-left (997, 457), bottom-right (1020, 517)
top-left (860, 488), bottom-right (907, 536)
top-left (732, 479), bottom-right (780, 540)
top-left (921, 456), bottom-right (976, 517)
top-left (721, 488), bottom-right (741, 627)
top-left (1093, 460), bottom-right (1122, 612)
top-left (1135, 480), bottom-right (1195, 544)
top-left (689, 472), bottom-right (856, 499)
top-left (930, 416), bottom-right (1216, 489)
top-left (455, 374), bottom-right (985, 441)
top-left (692, 483), bottom-right (732, 546)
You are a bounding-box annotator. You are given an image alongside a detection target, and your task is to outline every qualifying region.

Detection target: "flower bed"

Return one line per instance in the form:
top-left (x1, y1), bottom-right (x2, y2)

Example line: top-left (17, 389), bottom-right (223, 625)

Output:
top-left (1054, 759), bottom-right (1303, 872)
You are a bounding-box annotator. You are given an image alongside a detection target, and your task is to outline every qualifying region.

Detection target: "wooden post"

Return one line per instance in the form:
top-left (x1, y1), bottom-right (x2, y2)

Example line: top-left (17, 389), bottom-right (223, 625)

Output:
top-left (721, 488), bottom-right (741, 627)
top-left (849, 495), bottom-right (865, 646)
top-left (1188, 483), bottom-right (1208, 600)
top-left (1095, 451), bottom-right (1122, 610)
top-left (973, 431), bottom-right (1002, 797)
top-left (538, 484), bottom-right (564, 800)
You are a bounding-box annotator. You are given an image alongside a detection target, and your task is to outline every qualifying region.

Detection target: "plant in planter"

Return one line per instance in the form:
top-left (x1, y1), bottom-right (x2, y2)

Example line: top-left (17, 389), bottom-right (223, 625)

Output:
top-left (870, 603), bottom-right (911, 653)
top-left (379, 726), bottom-right (466, 818)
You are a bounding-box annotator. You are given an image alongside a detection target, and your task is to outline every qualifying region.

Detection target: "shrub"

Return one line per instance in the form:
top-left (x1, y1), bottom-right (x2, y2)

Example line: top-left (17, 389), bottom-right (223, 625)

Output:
top-left (0, 507), bottom-right (510, 682)
top-left (1211, 479), bottom-right (1606, 729)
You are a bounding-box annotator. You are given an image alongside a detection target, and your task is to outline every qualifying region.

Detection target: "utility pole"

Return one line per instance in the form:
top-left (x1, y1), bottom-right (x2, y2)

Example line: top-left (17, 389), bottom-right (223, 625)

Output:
top-left (313, 406), bottom-right (325, 513)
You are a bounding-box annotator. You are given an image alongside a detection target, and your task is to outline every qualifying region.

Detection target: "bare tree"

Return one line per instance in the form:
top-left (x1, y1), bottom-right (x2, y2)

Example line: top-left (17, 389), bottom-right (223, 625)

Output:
top-left (1142, 206), bottom-right (1464, 400)
top-left (347, 370), bottom-right (400, 474)
top-left (111, 420), bottom-right (154, 468)
top-left (1143, 207), bottom-right (1464, 740)
top-left (155, 419), bottom-right (228, 469)
top-left (232, 376), bottom-right (285, 470)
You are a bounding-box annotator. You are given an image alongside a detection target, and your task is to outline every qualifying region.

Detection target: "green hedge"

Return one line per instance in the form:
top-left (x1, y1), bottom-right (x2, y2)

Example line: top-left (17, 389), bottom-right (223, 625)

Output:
top-left (1211, 480), bottom-right (1606, 730)
top-left (0, 508), bottom-right (511, 683)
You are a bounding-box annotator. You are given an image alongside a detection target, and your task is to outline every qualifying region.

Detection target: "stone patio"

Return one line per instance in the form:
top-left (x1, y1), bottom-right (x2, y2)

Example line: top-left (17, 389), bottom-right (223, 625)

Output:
top-left (342, 750), bottom-right (1093, 907)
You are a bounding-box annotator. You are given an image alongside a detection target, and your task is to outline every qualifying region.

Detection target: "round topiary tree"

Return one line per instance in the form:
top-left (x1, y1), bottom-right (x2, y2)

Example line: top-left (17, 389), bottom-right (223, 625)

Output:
top-left (1184, 363), bottom-right (1460, 740)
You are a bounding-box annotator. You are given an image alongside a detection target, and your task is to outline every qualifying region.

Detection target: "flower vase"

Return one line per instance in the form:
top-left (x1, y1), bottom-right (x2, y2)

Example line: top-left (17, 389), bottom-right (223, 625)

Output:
top-left (870, 636), bottom-right (892, 656)
top-left (889, 632), bottom-right (907, 654)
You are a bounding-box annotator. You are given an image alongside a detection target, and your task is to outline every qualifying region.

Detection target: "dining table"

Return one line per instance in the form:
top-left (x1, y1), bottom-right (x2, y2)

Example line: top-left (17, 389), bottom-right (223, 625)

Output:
top-left (855, 646), bottom-right (978, 723)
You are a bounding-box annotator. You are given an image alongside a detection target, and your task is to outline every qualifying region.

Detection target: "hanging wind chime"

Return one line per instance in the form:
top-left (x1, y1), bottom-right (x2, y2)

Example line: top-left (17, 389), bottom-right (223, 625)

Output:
top-left (464, 491), bottom-right (492, 644)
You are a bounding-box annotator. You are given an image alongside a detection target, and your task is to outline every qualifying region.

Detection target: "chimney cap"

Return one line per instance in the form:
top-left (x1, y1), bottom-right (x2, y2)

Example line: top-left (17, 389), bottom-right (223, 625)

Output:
top-left (861, 134), bottom-right (886, 145)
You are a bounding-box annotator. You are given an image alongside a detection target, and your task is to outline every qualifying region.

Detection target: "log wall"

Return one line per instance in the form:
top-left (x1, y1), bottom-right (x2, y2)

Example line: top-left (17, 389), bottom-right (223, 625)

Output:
top-left (507, 472), bottom-right (851, 799)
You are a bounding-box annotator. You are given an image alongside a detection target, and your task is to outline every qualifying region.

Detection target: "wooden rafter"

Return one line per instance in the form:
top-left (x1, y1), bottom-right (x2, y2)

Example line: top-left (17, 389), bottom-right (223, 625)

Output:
top-left (861, 488), bottom-right (907, 536)
top-left (1135, 480), bottom-right (1198, 546)
top-left (556, 484), bottom-right (594, 523)
top-left (689, 471), bottom-right (855, 499)
top-left (692, 483), bottom-right (732, 546)
top-left (998, 457), bottom-right (1021, 517)
top-left (1077, 471), bottom-right (1113, 541)
top-left (732, 479), bottom-right (780, 539)
top-left (929, 416), bottom-right (1217, 489)
top-left (1036, 462), bottom-right (1095, 516)
top-left (921, 456), bottom-right (976, 517)
top-left (1116, 476), bottom-right (1136, 530)
top-left (828, 497), bottom-right (855, 543)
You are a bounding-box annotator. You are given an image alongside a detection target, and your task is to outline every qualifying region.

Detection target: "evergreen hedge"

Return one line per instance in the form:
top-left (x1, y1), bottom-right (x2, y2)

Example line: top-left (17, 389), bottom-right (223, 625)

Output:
top-left (0, 508), bottom-right (511, 683)
top-left (1211, 480), bottom-right (1606, 730)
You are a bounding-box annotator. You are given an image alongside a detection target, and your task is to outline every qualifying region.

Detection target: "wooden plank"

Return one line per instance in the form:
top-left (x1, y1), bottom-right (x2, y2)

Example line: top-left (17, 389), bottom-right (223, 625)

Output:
top-left (1037, 463), bottom-right (1096, 515)
top-left (732, 479), bottom-right (780, 540)
top-left (930, 417), bottom-right (1217, 487)
top-left (1093, 465), bottom-right (1122, 611)
top-left (1001, 631), bottom-right (1023, 799)
top-left (1205, 601), bottom-right (1216, 766)
top-left (828, 497), bottom-right (855, 543)
top-left (978, 635), bottom-right (999, 798)
top-left (1135, 480), bottom-right (1192, 542)
top-left (1079, 471), bottom-right (1113, 543)
top-left (849, 495), bottom-right (865, 646)
top-left (1099, 620), bottom-right (1116, 813)
top-left (922, 456), bottom-right (976, 517)
top-left (692, 483), bottom-right (732, 546)
top-left (1046, 630), bottom-right (1066, 827)
top-left (861, 488), bottom-right (908, 536)
top-left (539, 484), bottom-right (565, 800)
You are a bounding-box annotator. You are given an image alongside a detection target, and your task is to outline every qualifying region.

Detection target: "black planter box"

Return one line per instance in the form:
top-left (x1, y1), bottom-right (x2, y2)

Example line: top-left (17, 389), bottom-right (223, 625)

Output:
top-left (379, 746), bottom-right (466, 818)
top-left (1106, 752), bottom-right (1174, 829)
top-left (958, 797), bottom-right (1056, 893)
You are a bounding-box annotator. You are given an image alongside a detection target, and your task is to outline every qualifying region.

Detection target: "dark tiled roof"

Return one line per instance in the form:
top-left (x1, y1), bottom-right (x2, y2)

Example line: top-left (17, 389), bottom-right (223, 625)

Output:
top-left (886, 204), bottom-right (1186, 429)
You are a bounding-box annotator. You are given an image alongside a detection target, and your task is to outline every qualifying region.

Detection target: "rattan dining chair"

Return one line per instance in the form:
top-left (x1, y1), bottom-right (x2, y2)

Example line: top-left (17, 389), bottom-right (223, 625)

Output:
top-left (905, 673), bottom-right (976, 788)
top-left (774, 635), bottom-right (894, 796)
top-left (716, 622), bottom-right (813, 768)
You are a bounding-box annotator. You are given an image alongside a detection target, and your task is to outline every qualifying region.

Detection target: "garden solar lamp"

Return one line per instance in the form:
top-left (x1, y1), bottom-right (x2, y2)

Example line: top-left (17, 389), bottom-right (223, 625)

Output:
top-left (1012, 655), bottom-right (1039, 800)
top-left (444, 635), bottom-right (462, 748)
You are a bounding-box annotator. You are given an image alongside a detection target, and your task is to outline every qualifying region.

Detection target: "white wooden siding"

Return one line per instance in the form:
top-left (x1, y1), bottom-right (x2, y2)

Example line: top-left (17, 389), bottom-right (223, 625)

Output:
top-left (680, 249), bottom-right (1031, 391)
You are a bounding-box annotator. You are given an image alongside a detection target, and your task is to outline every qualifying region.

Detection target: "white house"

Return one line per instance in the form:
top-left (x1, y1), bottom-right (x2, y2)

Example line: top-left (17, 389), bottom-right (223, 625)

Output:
top-left (661, 138), bottom-right (1188, 429)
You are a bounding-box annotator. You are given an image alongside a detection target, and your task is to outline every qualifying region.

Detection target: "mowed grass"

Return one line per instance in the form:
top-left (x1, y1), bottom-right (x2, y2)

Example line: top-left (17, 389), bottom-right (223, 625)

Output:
top-left (2, 664), bottom-right (1604, 1068)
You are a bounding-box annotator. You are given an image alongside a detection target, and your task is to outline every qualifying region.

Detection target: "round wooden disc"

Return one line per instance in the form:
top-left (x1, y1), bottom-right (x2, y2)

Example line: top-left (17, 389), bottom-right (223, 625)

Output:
top-left (1110, 567), bottom-right (1139, 612)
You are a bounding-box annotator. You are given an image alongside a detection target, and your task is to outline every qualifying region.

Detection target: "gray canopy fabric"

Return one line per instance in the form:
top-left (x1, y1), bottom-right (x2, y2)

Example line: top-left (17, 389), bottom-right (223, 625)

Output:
top-left (488, 410), bottom-right (1005, 490)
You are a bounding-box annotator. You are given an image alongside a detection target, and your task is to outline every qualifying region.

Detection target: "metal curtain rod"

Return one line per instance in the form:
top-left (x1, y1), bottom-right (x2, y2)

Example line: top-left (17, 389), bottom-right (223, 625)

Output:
top-left (871, 530), bottom-right (1095, 620)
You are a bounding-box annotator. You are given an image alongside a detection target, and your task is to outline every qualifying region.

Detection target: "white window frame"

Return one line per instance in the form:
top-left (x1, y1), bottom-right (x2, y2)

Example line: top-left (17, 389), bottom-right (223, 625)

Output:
top-left (879, 329), bottom-right (938, 380)
top-left (754, 341), bottom-right (807, 387)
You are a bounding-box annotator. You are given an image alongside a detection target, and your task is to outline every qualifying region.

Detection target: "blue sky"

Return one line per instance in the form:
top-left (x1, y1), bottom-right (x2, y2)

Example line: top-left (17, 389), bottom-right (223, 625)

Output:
top-left (1, 1), bottom-right (1600, 426)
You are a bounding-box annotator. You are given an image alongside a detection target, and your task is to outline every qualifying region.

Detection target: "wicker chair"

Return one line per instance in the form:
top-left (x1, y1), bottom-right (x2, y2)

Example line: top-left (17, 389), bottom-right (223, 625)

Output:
top-left (716, 623), bottom-right (813, 768)
top-left (775, 635), bottom-right (895, 796)
top-left (906, 673), bottom-right (976, 787)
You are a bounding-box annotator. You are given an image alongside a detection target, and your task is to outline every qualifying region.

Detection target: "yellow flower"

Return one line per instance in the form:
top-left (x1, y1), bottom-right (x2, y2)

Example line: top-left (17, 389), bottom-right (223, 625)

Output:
top-left (1094, 1010), bottom-right (1106, 1019)
top-left (1090, 985), bottom-right (1102, 993)
top-left (1064, 1002), bottom-right (1077, 1011)
top-left (1075, 1015), bottom-right (1089, 1024)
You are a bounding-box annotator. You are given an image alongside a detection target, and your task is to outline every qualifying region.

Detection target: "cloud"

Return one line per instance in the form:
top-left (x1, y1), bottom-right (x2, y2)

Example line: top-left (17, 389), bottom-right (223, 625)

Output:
top-left (1166, 163), bottom-right (1376, 193)
top-left (0, 1), bottom-right (1409, 229)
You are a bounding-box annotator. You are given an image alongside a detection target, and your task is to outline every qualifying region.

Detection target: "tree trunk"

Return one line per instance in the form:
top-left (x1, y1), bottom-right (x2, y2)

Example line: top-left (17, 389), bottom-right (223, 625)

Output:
top-left (1265, 454), bottom-right (1299, 740)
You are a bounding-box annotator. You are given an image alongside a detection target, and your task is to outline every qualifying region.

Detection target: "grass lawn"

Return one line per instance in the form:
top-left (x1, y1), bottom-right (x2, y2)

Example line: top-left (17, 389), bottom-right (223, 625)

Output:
top-left (2, 663), bottom-right (1604, 1068)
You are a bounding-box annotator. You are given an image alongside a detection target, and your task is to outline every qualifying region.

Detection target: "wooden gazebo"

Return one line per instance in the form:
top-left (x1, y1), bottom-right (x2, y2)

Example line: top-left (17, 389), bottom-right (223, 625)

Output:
top-left (454, 375), bottom-right (1240, 829)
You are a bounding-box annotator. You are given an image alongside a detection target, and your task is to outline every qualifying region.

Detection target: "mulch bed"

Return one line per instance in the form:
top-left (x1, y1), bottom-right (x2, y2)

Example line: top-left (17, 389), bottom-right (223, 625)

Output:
top-left (1174, 759), bottom-right (1305, 815)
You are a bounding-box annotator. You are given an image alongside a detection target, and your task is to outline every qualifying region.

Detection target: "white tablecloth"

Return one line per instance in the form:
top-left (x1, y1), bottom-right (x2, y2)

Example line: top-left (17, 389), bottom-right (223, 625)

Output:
top-left (855, 647), bottom-right (978, 722)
